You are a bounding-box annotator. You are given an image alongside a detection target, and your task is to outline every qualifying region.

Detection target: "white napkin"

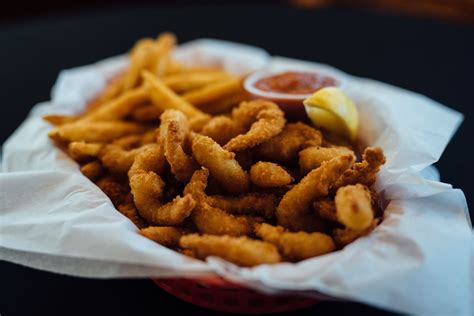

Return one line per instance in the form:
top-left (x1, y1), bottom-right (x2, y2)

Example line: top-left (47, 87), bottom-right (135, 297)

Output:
top-left (1, 39), bottom-right (472, 315)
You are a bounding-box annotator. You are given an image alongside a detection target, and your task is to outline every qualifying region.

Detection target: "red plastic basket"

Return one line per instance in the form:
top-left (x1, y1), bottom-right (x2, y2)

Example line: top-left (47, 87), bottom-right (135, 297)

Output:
top-left (152, 276), bottom-right (319, 314)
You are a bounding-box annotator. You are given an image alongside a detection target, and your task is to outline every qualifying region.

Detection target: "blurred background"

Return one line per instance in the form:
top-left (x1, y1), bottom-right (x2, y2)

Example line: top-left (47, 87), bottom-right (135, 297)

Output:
top-left (2, 0), bottom-right (474, 24)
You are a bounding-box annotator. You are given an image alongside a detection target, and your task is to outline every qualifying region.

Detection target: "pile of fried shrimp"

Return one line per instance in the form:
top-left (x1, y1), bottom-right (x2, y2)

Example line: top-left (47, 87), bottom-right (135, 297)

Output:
top-left (44, 33), bottom-right (386, 267)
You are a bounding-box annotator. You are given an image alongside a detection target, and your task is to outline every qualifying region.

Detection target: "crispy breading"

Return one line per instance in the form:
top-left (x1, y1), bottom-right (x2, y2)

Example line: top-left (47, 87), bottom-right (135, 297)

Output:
top-left (206, 193), bottom-right (279, 218)
top-left (277, 154), bottom-right (354, 231)
top-left (299, 146), bottom-right (355, 173)
top-left (180, 234), bottom-right (281, 266)
top-left (191, 134), bottom-right (249, 194)
top-left (250, 161), bottom-right (293, 188)
top-left (335, 184), bottom-right (374, 230)
top-left (140, 226), bottom-right (190, 247)
top-left (255, 223), bottom-right (335, 261)
top-left (257, 122), bottom-right (322, 162)
top-left (224, 100), bottom-right (286, 152)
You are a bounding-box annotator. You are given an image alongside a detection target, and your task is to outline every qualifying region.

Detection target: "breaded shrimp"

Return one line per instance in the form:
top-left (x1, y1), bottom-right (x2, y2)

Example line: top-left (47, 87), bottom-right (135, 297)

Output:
top-left (333, 219), bottom-right (379, 246)
top-left (223, 100), bottom-right (286, 152)
top-left (257, 122), bottom-right (322, 162)
top-left (335, 184), bottom-right (374, 230)
top-left (299, 146), bottom-right (355, 173)
top-left (129, 144), bottom-right (195, 225)
top-left (180, 234), bottom-right (281, 266)
top-left (255, 223), bottom-right (335, 261)
top-left (99, 143), bottom-right (154, 174)
top-left (206, 193), bottom-right (279, 218)
top-left (250, 161), bottom-right (293, 188)
top-left (191, 134), bottom-right (249, 194)
top-left (140, 226), bottom-right (190, 247)
top-left (200, 115), bottom-right (244, 145)
top-left (334, 147), bottom-right (385, 189)
top-left (276, 154), bottom-right (354, 230)
top-left (313, 199), bottom-right (338, 222)
top-left (159, 110), bottom-right (198, 182)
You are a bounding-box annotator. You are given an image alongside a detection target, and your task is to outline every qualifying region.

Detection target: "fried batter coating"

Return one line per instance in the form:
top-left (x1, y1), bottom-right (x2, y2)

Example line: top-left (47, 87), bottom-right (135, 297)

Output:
top-left (299, 146), bottom-right (355, 173)
top-left (206, 193), bottom-right (279, 218)
top-left (100, 143), bottom-right (154, 174)
top-left (335, 184), bottom-right (374, 230)
top-left (200, 116), bottom-right (244, 145)
top-left (255, 223), bottom-right (335, 261)
top-left (257, 122), bottom-right (322, 162)
top-left (250, 161), bottom-right (293, 188)
top-left (333, 219), bottom-right (379, 246)
top-left (95, 174), bottom-right (130, 207)
top-left (140, 226), bottom-right (190, 247)
top-left (159, 110), bottom-right (198, 182)
top-left (48, 121), bottom-right (147, 143)
top-left (183, 168), bottom-right (209, 203)
top-left (192, 202), bottom-right (260, 237)
top-left (276, 154), bottom-right (354, 231)
top-left (180, 234), bottom-right (281, 266)
top-left (313, 199), bottom-right (337, 222)
top-left (334, 147), bottom-right (385, 189)
top-left (68, 141), bottom-right (104, 162)
top-left (191, 134), bottom-right (249, 194)
top-left (80, 160), bottom-right (104, 181)
top-left (223, 100), bottom-right (286, 152)
top-left (129, 144), bottom-right (195, 225)
top-left (116, 194), bottom-right (148, 228)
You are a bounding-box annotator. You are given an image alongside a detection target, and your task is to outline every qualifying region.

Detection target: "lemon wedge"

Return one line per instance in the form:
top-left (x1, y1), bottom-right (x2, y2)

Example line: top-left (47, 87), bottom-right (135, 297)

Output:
top-left (303, 87), bottom-right (359, 141)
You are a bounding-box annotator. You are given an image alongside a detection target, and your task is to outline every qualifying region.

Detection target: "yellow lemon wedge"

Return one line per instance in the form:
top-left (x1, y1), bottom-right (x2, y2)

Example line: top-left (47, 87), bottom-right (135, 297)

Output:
top-left (303, 87), bottom-right (359, 141)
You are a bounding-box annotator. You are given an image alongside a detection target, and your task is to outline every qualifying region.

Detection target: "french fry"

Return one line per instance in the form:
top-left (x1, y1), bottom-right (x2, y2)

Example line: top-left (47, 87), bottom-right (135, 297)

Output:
top-left (68, 141), bottom-right (104, 162)
top-left (142, 70), bottom-right (207, 119)
top-left (149, 32), bottom-right (176, 76)
top-left (162, 71), bottom-right (230, 93)
top-left (199, 91), bottom-right (250, 114)
top-left (122, 38), bottom-right (156, 91)
top-left (82, 87), bottom-right (148, 122)
top-left (49, 121), bottom-right (147, 143)
top-left (43, 114), bottom-right (78, 126)
top-left (86, 71), bottom-right (127, 111)
top-left (80, 160), bottom-right (104, 181)
top-left (130, 104), bottom-right (161, 122)
top-left (182, 77), bottom-right (243, 106)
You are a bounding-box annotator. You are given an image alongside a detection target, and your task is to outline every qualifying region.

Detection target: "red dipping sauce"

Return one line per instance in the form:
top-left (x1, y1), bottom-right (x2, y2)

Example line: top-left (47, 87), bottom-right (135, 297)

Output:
top-left (254, 71), bottom-right (338, 95)
top-left (244, 70), bottom-right (340, 122)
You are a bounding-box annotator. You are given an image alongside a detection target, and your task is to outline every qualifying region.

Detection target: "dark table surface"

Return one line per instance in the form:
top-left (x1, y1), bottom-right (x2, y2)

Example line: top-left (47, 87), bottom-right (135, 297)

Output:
top-left (1, 4), bottom-right (473, 316)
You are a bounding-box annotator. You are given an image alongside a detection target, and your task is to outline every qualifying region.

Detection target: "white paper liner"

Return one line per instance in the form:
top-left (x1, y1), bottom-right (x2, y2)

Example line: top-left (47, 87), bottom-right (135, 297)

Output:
top-left (1, 39), bottom-right (472, 315)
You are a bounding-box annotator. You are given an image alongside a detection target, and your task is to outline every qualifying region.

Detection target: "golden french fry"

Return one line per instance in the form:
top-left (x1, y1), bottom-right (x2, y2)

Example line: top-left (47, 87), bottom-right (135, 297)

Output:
top-left (162, 72), bottom-right (230, 93)
top-left (82, 87), bottom-right (148, 122)
top-left (142, 70), bottom-right (207, 119)
top-left (182, 77), bottom-right (242, 106)
top-left (68, 141), bottom-right (104, 162)
top-left (86, 71), bottom-right (127, 111)
top-left (49, 121), bottom-right (147, 143)
top-left (199, 91), bottom-right (250, 114)
top-left (122, 38), bottom-right (156, 91)
top-left (149, 32), bottom-right (176, 76)
top-left (80, 160), bottom-right (104, 181)
top-left (43, 114), bottom-right (78, 126)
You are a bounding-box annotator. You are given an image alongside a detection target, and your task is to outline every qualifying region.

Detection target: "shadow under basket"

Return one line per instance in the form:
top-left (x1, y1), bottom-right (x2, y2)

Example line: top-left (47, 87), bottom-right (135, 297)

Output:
top-left (152, 276), bottom-right (319, 314)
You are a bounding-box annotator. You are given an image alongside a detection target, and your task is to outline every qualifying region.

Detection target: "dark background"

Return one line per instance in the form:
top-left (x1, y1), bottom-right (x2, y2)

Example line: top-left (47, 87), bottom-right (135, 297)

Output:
top-left (1, 3), bottom-right (473, 316)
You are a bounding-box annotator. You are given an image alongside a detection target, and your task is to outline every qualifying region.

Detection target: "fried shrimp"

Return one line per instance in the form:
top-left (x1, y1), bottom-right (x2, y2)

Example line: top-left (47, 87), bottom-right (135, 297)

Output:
top-left (159, 110), bottom-right (198, 182)
top-left (334, 147), bottom-right (385, 189)
top-left (140, 226), bottom-right (190, 247)
top-left (276, 154), bottom-right (354, 230)
top-left (200, 116), bottom-right (244, 145)
top-left (255, 223), bottom-right (336, 261)
top-left (192, 202), bottom-right (260, 236)
top-left (206, 193), bottom-right (279, 218)
top-left (313, 199), bottom-right (338, 222)
top-left (129, 144), bottom-right (195, 225)
top-left (180, 234), bottom-right (281, 266)
top-left (335, 184), bottom-right (374, 230)
top-left (223, 100), bottom-right (286, 152)
top-left (183, 168), bottom-right (259, 236)
top-left (257, 122), bottom-right (322, 162)
top-left (249, 161), bottom-right (293, 188)
top-left (299, 146), bottom-right (355, 173)
top-left (191, 134), bottom-right (249, 194)
top-left (99, 143), bottom-right (154, 174)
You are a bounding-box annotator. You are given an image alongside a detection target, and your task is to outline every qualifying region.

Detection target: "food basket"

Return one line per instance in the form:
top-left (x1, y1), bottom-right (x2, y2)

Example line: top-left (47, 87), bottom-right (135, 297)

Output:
top-left (152, 276), bottom-right (319, 314)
